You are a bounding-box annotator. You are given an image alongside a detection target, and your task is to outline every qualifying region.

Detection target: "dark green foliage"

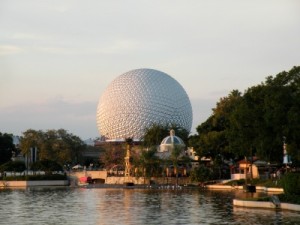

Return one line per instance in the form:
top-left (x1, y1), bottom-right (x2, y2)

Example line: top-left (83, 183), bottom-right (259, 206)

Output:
top-left (142, 124), bottom-right (169, 147)
top-left (251, 178), bottom-right (283, 188)
top-left (125, 138), bottom-right (133, 144)
top-left (26, 174), bottom-right (66, 180)
top-left (225, 178), bottom-right (284, 188)
top-left (281, 172), bottom-right (300, 195)
top-left (225, 179), bottom-right (246, 186)
top-left (99, 143), bottom-right (126, 170)
top-left (230, 66), bottom-right (300, 163)
top-left (20, 129), bottom-right (86, 166)
top-left (190, 66), bottom-right (300, 165)
top-left (278, 193), bottom-right (300, 205)
top-left (2, 174), bottom-right (67, 181)
top-left (137, 147), bottom-right (160, 178)
top-left (31, 160), bottom-right (63, 173)
top-left (142, 123), bottom-right (189, 147)
top-left (0, 133), bottom-right (15, 165)
top-left (0, 161), bottom-right (26, 172)
top-left (190, 165), bottom-right (212, 182)
top-left (193, 90), bottom-right (242, 159)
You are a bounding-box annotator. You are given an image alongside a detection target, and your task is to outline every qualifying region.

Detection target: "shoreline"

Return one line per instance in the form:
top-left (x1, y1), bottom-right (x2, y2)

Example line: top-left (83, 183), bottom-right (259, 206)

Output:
top-left (205, 184), bottom-right (300, 212)
top-left (233, 199), bottom-right (300, 212)
top-left (205, 184), bottom-right (284, 193)
top-left (2, 180), bottom-right (300, 212)
top-left (0, 180), bottom-right (69, 188)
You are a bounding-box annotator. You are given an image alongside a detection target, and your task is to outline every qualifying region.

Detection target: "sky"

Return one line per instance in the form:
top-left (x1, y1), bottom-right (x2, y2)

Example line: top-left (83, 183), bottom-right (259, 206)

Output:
top-left (1, 0), bottom-right (300, 140)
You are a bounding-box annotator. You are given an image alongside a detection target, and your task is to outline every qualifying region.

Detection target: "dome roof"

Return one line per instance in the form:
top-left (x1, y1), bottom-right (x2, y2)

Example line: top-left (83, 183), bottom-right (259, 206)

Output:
top-left (97, 68), bottom-right (193, 140)
top-left (159, 130), bottom-right (185, 152)
top-left (161, 130), bottom-right (185, 146)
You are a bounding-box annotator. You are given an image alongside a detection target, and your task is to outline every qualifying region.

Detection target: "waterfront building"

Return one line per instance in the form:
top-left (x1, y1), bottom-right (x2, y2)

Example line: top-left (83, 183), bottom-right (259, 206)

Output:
top-left (156, 130), bottom-right (191, 177)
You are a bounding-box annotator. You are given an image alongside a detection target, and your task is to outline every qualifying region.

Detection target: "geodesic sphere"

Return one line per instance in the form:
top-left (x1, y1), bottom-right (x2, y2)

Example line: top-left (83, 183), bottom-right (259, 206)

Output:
top-left (96, 68), bottom-right (193, 140)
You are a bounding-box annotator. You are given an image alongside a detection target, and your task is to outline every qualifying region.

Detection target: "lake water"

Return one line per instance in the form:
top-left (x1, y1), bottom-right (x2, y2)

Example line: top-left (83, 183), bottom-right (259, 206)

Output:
top-left (0, 187), bottom-right (300, 225)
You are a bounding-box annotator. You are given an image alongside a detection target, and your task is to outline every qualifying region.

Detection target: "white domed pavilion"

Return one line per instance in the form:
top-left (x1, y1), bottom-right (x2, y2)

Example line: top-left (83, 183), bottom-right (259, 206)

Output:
top-left (159, 129), bottom-right (185, 152)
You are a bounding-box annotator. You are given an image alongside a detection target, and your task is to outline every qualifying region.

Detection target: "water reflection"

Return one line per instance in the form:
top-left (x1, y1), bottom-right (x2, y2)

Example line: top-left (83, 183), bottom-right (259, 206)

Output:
top-left (233, 206), bottom-right (300, 225)
top-left (0, 187), bottom-right (300, 225)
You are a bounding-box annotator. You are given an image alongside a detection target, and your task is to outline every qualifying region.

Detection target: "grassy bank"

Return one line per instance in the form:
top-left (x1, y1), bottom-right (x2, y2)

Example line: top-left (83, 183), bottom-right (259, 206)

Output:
top-left (225, 178), bottom-right (283, 188)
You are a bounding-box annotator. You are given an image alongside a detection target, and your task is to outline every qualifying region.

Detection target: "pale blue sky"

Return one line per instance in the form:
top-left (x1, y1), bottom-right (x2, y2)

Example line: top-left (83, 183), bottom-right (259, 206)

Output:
top-left (1, 0), bottom-right (300, 139)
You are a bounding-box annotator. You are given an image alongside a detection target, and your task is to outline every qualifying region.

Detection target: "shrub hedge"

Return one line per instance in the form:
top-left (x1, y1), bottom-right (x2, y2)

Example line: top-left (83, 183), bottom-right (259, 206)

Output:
top-left (278, 193), bottom-right (300, 205)
top-left (281, 172), bottom-right (300, 195)
top-left (1, 174), bottom-right (67, 181)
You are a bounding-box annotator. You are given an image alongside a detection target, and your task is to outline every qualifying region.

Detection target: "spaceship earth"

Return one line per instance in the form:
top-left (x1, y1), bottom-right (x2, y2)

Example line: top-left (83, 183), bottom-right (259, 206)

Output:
top-left (96, 68), bottom-right (193, 140)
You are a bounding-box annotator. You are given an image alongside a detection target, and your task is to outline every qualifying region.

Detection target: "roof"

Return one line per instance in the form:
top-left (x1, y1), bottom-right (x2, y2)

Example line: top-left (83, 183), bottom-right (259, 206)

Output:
top-left (160, 129), bottom-right (185, 146)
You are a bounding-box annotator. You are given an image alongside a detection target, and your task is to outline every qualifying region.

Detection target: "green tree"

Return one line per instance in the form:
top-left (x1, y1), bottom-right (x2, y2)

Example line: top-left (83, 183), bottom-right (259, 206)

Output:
top-left (20, 129), bottom-right (86, 167)
top-left (193, 90), bottom-right (242, 160)
top-left (228, 66), bottom-right (300, 163)
top-left (190, 165), bottom-right (212, 183)
top-left (170, 144), bottom-right (185, 185)
top-left (138, 147), bottom-right (160, 180)
top-left (281, 172), bottom-right (300, 195)
top-left (100, 143), bottom-right (126, 170)
top-left (0, 161), bottom-right (26, 173)
top-left (227, 85), bottom-right (265, 159)
top-left (142, 123), bottom-right (189, 147)
top-left (190, 66), bottom-right (300, 166)
top-left (31, 160), bottom-right (63, 175)
top-left (0, 133), bottom-right (15, 165)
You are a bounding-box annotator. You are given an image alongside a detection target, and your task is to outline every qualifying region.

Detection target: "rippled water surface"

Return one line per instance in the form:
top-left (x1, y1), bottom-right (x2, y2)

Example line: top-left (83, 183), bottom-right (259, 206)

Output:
top-left (0, 187), bottom-right (300, 225)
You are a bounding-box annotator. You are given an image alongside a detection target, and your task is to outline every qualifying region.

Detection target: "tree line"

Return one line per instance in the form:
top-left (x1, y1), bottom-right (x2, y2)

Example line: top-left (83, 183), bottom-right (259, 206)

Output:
top-left (0, 129), bottom-right (86, 172)
top-left (1, 66), bottom-right (300, 175)
top-left (189, 66), bottom-right (300, 165)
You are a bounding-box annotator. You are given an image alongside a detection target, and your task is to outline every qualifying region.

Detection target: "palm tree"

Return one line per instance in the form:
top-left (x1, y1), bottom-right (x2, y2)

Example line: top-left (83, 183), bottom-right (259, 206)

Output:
top-left (139, 147), bottom-right (160, 184)
top-left (171, 145), bottom-right (183, 186)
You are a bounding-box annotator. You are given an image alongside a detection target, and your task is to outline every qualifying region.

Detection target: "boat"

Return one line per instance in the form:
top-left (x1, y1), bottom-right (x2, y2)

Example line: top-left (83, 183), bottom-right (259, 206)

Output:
top-left (78, 176), bottom-right (92, 186)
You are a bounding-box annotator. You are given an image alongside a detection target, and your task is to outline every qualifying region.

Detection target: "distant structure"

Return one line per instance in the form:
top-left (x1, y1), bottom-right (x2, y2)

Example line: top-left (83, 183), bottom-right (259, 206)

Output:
top-left (96, 68), bottom-right (193, 141)
top-left (156, 130), bottom-right (194, 177)
top-left (159, 129), bottom-right (185, 153)
top-left (155, 129), bottom-right (186, 160)
top-left (283, 137), bottom-right (292, 167)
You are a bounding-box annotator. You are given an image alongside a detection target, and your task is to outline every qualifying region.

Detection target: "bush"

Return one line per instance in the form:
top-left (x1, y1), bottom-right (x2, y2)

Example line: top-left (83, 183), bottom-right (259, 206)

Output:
top-left (0, 161), bottom-right (26, 172)
top-left (190, 165), bottom-right (212, 182)
top-left (239, 196), bottom-right (270, 201)
top-left (27, 174), bottom-right (67, 180)
top-left (278, 193), bottom-right (300, 205)
top-left (1, 176), bottom-right (25, 181)
top-left (2, 174), bottom-right (67, 181)
top-left (281, 172), bottom-right (300, 195)
top-left (31, 160), bottom-right (63, 173)
top-left (225, 179), bottom-right (246, 186)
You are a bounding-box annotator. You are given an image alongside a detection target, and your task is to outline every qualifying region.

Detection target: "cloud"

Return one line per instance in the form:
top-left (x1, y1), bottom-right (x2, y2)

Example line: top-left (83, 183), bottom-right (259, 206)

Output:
top-left (36, 46), bottom-right (75, 55)
top-left (99, 39), bottom-right (140, 54)
top-left (0, 45), bottom-right (23, 55)
top-left (11, 32), bottom-right (48, 41)
top-left (1, 37), bottom-right (140, 56)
